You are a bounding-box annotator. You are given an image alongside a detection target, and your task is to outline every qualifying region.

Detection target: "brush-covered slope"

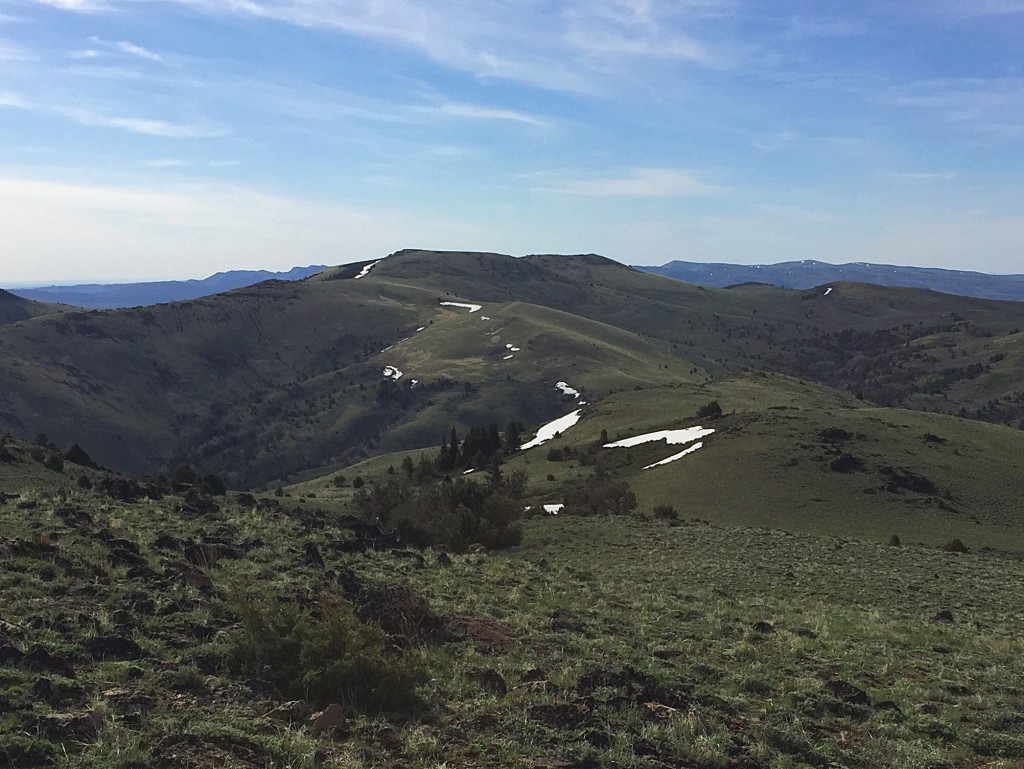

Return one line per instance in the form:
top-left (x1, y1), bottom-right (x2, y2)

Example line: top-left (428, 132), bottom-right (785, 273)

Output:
top-left (0, 263), bottom-right (701, 488)
top-left (0, 249), bottom-right (1022, 488)
top-left (4, 477), bottom-right (1024, 768)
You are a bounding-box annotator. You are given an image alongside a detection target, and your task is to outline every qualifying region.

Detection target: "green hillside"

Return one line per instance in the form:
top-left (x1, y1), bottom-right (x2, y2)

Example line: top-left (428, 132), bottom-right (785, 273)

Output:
top-left (0, 250), bottom-right (1021, 491)
top-left (294, 372), bottom-right (1024, 551)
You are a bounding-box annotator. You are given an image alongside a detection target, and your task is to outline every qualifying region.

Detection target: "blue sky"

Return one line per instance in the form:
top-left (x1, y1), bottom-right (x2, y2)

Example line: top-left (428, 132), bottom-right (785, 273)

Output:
top-left (1, 0), bottom-right (1022, 283)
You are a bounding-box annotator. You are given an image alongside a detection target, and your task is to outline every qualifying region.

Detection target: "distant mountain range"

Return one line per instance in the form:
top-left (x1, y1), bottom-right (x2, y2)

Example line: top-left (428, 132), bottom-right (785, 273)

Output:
top-left (10, 265), bottom-right (327, 309)
top-left (635, 259), bottom-right (1024, 302)
top-left (10, 259), bottom-right (1024, 309)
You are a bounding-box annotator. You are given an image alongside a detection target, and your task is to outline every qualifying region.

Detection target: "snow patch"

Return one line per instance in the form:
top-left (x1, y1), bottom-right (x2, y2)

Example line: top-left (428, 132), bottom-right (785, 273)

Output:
top-left (643, 441), bottom-right (705, 469)
top-left (824, 287), bottom-right (833, 296)
top-left (520, 409), bottom-right (582, 450)
top-left (416, 326), bottom-right (426, 332)
top-left (555, 381), bottom-right (581, 399)
top-left (604, 426), bottom-right (714, 449)
top-left (480, 316), bottom-right (490, 320)
top-left (543, 504), bottom-right (563, 515)
top-left (354, 260), bottom-right (381, 280)
top-left (505, 343), bottom-right (521, 352)
top-left (382, 365), bottom-right (403, 380)
top-left (440, 301), bottom-right (482, 313)
top-left (604, 426), bottom-right (715, 469)
top-left (503, 354), bottom-right (514, 360)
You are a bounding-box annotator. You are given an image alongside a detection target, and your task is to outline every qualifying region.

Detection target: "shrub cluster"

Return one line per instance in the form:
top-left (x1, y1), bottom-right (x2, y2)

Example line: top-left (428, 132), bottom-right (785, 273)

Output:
top-left (224, 595), bottom-right (427, 713)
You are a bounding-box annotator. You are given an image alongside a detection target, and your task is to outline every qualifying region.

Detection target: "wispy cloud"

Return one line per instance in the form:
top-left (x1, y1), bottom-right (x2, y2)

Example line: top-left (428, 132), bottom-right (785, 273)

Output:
top-left (537, 167), bottom-right (724, 198)
top-left (30, 0), bottom-right (110, 10)
top-left (83, 36), bottom-right (166, 62)
top-left (883, 78), bottom-right (1024, 133)
top-left (563, 0), bottom-right (729, 68)
top-left (65, 109), bottom-right (226, 137)
top-left (910, 0), bottom-right (1024, 17)
top-left (0, 91), bottom-right (28, 108)
top-left (784, 16), bottom-right (866, 39)
top-left (886, 171), bottom-right (957, 183)
top-left (0, 93), bottom-right (226, 138)
top-left (0, 40), bottom-right (34, 61)
top-left (431, 101), bottom-right (551, 128)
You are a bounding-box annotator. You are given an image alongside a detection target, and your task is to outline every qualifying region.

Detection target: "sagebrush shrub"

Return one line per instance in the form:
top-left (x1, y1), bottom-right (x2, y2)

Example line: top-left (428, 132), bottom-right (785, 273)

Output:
top-left (224, 595), bottom-right (427, 713)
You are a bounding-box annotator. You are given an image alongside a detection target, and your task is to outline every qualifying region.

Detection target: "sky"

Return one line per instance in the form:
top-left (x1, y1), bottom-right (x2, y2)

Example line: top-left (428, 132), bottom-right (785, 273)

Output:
top-left (1, 0), bottom-right (1022, 284)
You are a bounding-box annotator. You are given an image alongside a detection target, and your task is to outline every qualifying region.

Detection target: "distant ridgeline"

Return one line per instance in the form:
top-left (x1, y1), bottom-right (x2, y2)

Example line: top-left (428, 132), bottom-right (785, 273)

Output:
top-left (9, 265), bottom-right (328, 309)
top-left (635, 260), bottom-right (1024, 302)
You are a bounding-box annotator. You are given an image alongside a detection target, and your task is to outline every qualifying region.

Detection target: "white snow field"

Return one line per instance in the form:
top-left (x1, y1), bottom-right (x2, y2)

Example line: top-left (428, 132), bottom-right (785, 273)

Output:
top-left (382, 365), bottom-right (403, 380)
top-left (543, 504), bottom-right (563, 514)
top-left (555, 381), bottom-right (580, 398)
top-left (604, 426), bottom-right (715, 469)
top-left (520, 409), bottom-right (582, 450)
top-left (439, 301), bottom-right (483, 313)
top-left (643, 441), bottom-right (705, 469)
top-left (354, 260), bottom-right (381, 279)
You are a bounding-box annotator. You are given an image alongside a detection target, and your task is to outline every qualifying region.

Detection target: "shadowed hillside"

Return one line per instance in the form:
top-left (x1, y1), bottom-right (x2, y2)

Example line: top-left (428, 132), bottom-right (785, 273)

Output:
top-left (0, 288), bottom-right (65, 326)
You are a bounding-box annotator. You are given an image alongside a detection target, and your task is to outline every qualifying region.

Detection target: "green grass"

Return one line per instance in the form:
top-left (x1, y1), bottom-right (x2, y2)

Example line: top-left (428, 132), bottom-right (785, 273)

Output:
top-left (298, 371), bottom-right (1024, 551)
top-left (2, 476), bottom-right (1023, 768)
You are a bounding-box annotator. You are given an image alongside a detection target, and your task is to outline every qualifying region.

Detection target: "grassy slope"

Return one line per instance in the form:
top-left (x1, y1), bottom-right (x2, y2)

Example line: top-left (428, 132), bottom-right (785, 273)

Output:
top-left (301, 372), bottom-right (1024, 552)
top-left (2, 476), bottom-right (1023, 769)
top-left (1, 250), bottom-right (1022, 489)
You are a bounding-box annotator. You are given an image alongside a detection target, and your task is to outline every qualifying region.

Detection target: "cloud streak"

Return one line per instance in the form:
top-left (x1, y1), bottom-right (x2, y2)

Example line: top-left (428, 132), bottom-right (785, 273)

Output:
top-left (0, 93), bottom-right (226, 138)
top-left (537, 168), bottom-right (724, 198)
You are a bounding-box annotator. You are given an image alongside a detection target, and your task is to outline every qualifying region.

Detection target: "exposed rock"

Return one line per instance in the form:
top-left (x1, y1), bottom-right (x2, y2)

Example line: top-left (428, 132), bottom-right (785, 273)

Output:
top-left (32, 676), bottom-right (86, 707)
top-left (310, 703), bottom-right (348, 734)
top-left (30, 709), bottom-right (103, 742)
top-left (83, 635), bottom-right (144, 661)
top-left (445, 615), bottom-right (517, 651)
top-left (830, 453), bottom-right (864, 473)
top-left (263, 700), bottom-right (307, 724)
top-left (303, 542), bottom-right (324, 566)
top-left (931, 609), bottom-right (956, 623)
top-left (468, 667), bottom-right (508, 696)
top-left (23, 645), bottom-right (76, 678)
top-left (880, 466), bottom-right (937, 495)
top-left (825, 679), bottom-right (871, 707)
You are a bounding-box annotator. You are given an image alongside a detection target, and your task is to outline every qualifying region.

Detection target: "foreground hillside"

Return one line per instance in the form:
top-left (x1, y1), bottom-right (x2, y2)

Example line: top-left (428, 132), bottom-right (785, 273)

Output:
top-left (0, 250), bottom-right (1021, 490)
top-left (1, 474), bottom-right (1022, 769)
